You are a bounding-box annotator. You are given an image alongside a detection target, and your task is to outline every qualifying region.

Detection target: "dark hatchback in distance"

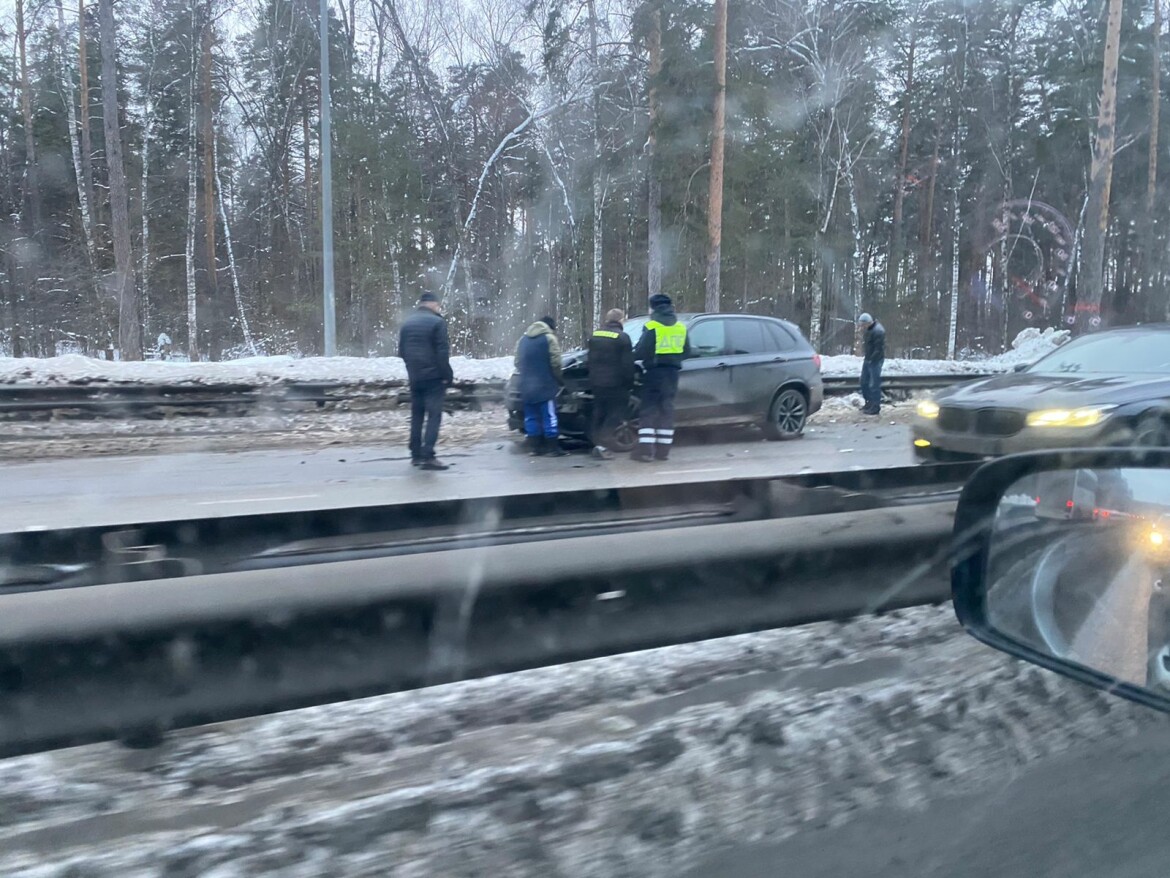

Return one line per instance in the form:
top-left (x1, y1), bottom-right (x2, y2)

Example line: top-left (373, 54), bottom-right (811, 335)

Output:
top-left (506, 313), bottom-right (824, 452)
top-left (913, 325), bottom-right (1170, 461)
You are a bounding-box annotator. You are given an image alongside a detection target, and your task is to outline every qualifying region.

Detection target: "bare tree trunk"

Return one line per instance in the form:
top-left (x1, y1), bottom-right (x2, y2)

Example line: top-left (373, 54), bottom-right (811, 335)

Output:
top-left (840, 130), bottom-right (866, 318)
top-left (588, 0), bottom-right (603, 330)
top-left (303, 88), bottom-right (313, 225)
top-left (947, 22), bottom-right (968, 360)
top-left (141, 89), bottom-right (153, 334)
top-left (1145, 0), bottom-right (1162, 316)
top-left (185, 5), bottom-right (199, 361)
top-left (97, 0), bottom-right (140, 359)
top-left (214, 134), bottom-right (256, 355)
top-left (889, 27), bottom-right (916, 296)
top-left (79, 0), bottom-right (95, 235)
top-left (809, 246), bottom-right (824, 349)
top-left (201, 15), bottom-right (217, 309)
top-left (1080, 0), bottom-right (1125, 331)
top-left (1150, 0), bottom-right (1162, 215)
top-left (54, 0), bottom-right (98, 276)
top-left (647, 0), bottom-right (663, 301)
top-left (16, 0), bottom-right (41, 233)
top-left (704, 0), bottom-right (728, 312)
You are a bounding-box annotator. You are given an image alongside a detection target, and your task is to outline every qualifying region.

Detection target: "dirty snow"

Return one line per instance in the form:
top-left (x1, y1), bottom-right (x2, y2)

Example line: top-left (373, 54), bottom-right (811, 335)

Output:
top-left (0, 328), bottom-right (1071, 388)
top-left (0, 354), bottom-right (515, 387)
top-left (819, 327), bottom-right (1071, 379)
top-left (0, 605), bottom-right (1162, 877)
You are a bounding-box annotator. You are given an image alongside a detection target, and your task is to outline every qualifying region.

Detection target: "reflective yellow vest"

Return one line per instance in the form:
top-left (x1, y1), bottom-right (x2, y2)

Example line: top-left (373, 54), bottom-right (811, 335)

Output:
top-left (593, 330), bottom-right (621, 339)
top-left (645, 320), bottom-right (687, 355)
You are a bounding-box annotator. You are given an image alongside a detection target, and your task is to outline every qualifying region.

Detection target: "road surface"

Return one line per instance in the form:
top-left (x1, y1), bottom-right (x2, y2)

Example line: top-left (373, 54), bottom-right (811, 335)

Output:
top-left (0, 421), bottom-right (915, 529)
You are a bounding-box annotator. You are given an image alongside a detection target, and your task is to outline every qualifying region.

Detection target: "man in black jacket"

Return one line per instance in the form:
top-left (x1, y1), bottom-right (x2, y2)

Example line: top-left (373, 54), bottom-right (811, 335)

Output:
top-left (858, 312), bottom-right (886, 416)
top-left (587, 308), bottom-right (636, 460)
top-left (399, 293), bottom-right (455, 470)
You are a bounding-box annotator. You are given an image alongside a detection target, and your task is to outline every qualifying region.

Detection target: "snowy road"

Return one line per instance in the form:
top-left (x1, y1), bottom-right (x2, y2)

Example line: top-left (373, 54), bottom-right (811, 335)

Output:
top-left (0, 418), bottom-right (916, 529)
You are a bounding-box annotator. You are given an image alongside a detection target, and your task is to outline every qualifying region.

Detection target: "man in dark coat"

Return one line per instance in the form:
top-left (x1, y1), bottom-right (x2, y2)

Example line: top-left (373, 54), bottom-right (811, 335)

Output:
top-left (515, 315), bottom-right (567, 457)
top-left (858, 312), bottom-right (886, 416)
top-left (587, 308), bottom-right (636, 460)
top-left (398, 292), bottom-right (454, 470)
top-left (632, 293), bottom-right (693, 461)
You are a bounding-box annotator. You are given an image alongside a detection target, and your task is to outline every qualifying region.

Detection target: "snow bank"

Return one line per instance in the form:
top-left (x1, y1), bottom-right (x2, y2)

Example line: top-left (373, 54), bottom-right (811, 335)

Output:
top-left (0, 354), bottom-right (515, 387)
top-left (0, 327), bottom-right (1072, 387)
top-left (820, 327), bottom-right (1070, 378)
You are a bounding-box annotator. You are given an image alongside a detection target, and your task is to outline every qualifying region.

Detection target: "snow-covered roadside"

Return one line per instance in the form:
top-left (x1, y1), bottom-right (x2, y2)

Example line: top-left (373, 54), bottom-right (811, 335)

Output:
top-left (819, 326), bottom-right (1070, 378)
top-left (0, 328), bottom-right (1070, 388)
top-left (0, 353), bottom-right (516, 387)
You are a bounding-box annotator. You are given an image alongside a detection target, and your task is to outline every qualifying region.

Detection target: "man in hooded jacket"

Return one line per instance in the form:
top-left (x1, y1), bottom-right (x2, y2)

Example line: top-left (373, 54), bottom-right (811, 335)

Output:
top-left (515, 315), bottom-right (568, 457)
top-left (857, 312), bottom-right (886, 415)
top-left (632, 293), bottom-right (693, 461)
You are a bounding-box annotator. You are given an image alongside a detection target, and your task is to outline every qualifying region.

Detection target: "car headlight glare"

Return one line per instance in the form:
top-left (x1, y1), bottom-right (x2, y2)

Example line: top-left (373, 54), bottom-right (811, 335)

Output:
top-left (916, 400), bottom-right (940, 419)
top-left (1025, 406), bottom-right (1114, 428)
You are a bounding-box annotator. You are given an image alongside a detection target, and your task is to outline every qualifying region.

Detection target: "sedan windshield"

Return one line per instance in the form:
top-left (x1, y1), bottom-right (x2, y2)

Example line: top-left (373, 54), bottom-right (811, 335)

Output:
top-left (1029, 333), bottom-right (1170, 375)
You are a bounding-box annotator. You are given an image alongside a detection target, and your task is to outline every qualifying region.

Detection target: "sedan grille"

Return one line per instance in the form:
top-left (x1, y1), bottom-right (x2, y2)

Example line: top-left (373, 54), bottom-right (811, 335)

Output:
top-left (938, 407), bottom-right (972, 433)
top-left (975, 409), bottom-right (1026, 437)
top-left (937, 406), bottom-right (1025, 437)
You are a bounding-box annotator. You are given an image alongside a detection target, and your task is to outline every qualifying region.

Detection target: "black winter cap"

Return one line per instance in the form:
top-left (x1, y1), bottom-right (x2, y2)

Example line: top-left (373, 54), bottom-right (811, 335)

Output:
top-left (541, 315), bottom-right (557, 331)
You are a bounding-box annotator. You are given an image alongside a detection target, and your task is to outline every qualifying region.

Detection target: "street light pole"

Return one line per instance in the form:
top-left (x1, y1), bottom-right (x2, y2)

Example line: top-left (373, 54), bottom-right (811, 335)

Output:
top-left (319, 0), bottom-right (337, 356)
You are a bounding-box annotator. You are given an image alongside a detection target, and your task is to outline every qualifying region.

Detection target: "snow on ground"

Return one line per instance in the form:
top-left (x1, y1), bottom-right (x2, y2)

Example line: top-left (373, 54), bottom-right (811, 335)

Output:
top-left (819, 327), bottom-right (1071, 378)
top-left (0, 354), bottom-right (515, 387)
top-left (0, 328), bottom-right (1070, 388)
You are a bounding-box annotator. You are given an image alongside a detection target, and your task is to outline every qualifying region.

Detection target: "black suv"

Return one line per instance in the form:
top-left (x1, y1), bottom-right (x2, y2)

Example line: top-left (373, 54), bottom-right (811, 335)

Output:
top-left (506, 313), bottom-right (824, 451)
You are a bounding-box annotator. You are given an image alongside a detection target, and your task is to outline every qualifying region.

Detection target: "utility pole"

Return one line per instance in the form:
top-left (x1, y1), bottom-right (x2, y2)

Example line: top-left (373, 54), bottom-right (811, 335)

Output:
top-left (320, 0), bottom-right (337, 356)
top-left (704, 0), bottom-right (728, 312)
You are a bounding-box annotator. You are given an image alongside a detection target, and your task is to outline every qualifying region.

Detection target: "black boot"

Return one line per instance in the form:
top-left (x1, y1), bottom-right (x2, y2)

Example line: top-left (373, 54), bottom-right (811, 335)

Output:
top-left (545, 437), bottom-right (568, 457)
top-left (527, 436), bottom-right (546, 456)
top-left (654, 445), bottom-right (671, 461)
top-left (631, 444), bottom-right (656, 462)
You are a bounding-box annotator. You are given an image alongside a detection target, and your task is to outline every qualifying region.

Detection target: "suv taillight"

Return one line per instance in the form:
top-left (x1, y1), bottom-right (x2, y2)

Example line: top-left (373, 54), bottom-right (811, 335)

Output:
top-left (813, 353), bottom-right (822, 371)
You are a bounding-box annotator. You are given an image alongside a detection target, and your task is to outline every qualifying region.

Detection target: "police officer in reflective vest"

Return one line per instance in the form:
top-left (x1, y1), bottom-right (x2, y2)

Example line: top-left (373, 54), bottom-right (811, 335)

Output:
top-left (632, 293), bottom-right (693, 461)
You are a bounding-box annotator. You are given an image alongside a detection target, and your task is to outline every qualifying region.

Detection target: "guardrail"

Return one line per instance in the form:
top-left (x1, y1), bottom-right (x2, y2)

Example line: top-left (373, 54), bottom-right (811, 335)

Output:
top-left (0, 372), bottom-right (990, 422)
top-left (0, 461), bottom-right (975, 756)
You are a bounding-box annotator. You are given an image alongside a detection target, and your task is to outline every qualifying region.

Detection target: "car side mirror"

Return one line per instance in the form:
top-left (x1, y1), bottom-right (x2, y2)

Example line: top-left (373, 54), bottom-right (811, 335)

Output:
top-left (952, 449), bottom-right (1170, 714)
top-left (1012, 363), bottom-right (1029, 373)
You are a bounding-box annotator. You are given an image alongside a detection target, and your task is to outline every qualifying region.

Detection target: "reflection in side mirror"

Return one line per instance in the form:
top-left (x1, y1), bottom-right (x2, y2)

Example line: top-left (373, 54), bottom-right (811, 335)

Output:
top-left (957, 457), bottom-right (1170, 710)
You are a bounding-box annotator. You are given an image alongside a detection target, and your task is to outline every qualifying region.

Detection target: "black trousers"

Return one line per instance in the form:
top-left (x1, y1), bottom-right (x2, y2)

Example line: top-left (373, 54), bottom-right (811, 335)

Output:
top-left (638, 367), bottom-right (679, 450)
top-left (409, 379), bottom-right (445, 460)
top-left (590, 387), bottom-right (628, 446)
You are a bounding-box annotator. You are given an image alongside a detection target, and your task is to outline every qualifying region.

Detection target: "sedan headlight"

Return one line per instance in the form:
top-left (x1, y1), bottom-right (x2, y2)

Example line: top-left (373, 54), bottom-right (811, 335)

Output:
top-left (1025, 406), bottom-right (1115, 428)
top-left (916, 400), bottom-right (940, 419)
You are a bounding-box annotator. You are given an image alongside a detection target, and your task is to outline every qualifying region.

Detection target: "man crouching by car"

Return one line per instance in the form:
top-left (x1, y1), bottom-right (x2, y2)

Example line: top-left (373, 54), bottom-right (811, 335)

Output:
top-left (515, 315), bottom-right (568, 457)
top-left (588, 308), bottom-right (636, 460)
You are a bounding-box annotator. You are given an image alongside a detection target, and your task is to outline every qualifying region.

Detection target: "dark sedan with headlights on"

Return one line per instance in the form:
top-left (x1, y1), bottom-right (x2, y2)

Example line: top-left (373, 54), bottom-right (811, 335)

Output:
top-left (912, 325), bottom-right (1170, 461)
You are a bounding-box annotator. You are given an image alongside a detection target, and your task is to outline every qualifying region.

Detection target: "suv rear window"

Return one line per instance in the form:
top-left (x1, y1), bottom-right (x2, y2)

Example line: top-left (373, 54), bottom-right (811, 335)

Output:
top-left (727, 319), bottom-right (774, 355)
